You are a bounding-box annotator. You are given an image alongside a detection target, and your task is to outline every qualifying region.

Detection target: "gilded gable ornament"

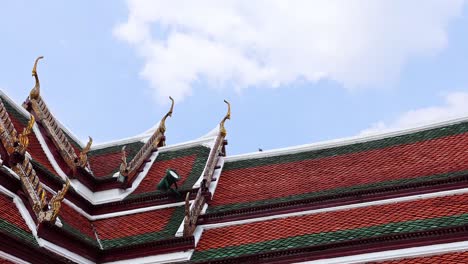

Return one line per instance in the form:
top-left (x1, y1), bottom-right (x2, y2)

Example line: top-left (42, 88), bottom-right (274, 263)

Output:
top-left (29, 56), bottom-right (43, 100)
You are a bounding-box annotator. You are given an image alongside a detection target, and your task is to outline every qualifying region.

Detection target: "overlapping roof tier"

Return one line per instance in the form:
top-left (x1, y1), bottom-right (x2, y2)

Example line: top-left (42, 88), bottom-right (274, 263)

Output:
top-left (1, 58), bottom-right (468, 263)
top-left (194, 192), bottom-right (468, 263)
top-left (202, 120), bottom-right (468, 223)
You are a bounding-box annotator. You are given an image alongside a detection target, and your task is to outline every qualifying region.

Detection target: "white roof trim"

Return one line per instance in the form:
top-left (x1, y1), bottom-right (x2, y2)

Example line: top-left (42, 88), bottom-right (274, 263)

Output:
top-left (1, 178), bottom-right (186, 264)
top-left (200, 187), bottom-right (468, 230)
top-left (192, 188), bottom-right (468, 262)
top-left (102, 250), bottom-right (193, 264)
top-left (91, 135), bottom-right (149, 151)
top-left (225, 116), bottom-right (468, 162)
top-left (1, 165), bottom-right (180, 221)
top-left (1, 183), bottom-right (93, 264)
top-left (0, 90), bottom-right (31, 118)
top-left (32, 124), bottom-right (68, 181)
top-left (0, 89), bottom-right (217, 153)
top-left (0, 184), bottom-right (38, 237)
top-left (69, 150), bottom-right (160, 204)
top-left (32, 122), bottom-right (215, 204)
top-left (63, 199), bottom-right (186, 221)
top-left (0, 251), bottom-right (30, 264)
top-left (37, 238), bottom-right (94, 264)
top-left (158, 136), bottom-right (216, 153)
top-left (296, 241), bottom-right (468, 264)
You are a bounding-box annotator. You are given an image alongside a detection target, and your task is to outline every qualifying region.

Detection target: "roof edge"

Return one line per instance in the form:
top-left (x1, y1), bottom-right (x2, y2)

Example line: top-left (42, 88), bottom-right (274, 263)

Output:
top-left (225, 116), bottom-right (468, 162)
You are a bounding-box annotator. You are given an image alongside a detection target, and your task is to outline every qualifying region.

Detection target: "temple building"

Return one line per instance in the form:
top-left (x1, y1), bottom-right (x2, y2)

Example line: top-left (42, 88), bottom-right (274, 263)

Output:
top-left (0, 57), bottom-right (467, 264)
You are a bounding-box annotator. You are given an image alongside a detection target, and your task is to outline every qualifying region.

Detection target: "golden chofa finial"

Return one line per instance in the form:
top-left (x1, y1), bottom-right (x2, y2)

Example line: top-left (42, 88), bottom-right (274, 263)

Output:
top-left (17, 115), bottom-right (35, 154)
top-left (219, 100), bottom-right (231, 137)
top-left (158, 96), bottom-right (174, 135)
top-left (47, 179), bottom-right (70, 223)
top-left (77, 137), bottom-right (92, 167)
top-left (30, 56), bottom-right (44, 100)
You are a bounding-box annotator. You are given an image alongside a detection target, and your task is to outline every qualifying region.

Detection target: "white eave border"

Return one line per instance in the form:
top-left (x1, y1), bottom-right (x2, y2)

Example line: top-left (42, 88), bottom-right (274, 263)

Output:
top-left (225, 116), bottom-right (468, 163)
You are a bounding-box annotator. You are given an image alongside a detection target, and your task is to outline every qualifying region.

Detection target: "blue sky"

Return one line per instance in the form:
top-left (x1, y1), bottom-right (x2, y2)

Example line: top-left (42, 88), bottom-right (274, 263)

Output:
top-left (1, 1), bottom-right (468, 155)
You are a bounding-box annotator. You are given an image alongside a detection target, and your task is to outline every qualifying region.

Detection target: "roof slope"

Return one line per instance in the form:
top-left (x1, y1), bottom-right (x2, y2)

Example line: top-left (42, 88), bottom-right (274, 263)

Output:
top-left (1, 86), bottom-right (468, 263)
top-left (56, 203), bottom-right (186, 250)
top-left (194, 192), bottom-right (468, 263)
top-left (0, 193), bottom-right (38, 248)
top-left (209, 120), bottom-right (468, 216)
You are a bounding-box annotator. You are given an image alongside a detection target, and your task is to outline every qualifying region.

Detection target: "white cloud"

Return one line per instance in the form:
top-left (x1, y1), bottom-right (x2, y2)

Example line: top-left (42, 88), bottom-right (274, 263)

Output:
top-left (359, 92), bottom-right (468, 135)
top-left (115, 0), bottom-right (464, 102)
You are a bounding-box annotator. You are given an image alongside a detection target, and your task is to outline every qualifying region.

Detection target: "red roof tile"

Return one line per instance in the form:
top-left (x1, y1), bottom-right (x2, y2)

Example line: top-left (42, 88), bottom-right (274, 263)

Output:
top-left (89, 151), bottom-right (122, 177)
top-left (93, 207), bottom-right (177, 240)
top-left (0, 194), bottom-right (29, 231)
top-left (197, 193), bottom-right (468, 251)
top-left (59, 202), bottom-right (95, 238)
top-left (28, 132), bottom-right (57, 174)
top-left (213, 133), bottom-right (468, 207)
top-left (374, 250), bottom-right (468, 263)
top-left (133, 154), bottom-right (197, 194)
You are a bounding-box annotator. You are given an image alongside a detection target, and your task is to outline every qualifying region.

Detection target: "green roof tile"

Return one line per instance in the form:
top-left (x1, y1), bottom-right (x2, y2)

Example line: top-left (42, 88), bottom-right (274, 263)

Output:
top-left (224, 121), bottom-right (468, 171)
top-left (192, 214), bottom-right (468, 262)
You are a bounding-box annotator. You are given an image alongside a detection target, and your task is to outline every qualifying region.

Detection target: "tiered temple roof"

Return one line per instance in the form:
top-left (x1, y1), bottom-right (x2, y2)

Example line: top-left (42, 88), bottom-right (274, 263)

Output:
top-left (0, 57), bottom-right (467, 263)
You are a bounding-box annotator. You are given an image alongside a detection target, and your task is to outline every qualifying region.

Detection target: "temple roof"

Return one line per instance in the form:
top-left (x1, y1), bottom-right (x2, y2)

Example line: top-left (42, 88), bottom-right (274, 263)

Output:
top-left (0, 57), bottom-right (467, 264)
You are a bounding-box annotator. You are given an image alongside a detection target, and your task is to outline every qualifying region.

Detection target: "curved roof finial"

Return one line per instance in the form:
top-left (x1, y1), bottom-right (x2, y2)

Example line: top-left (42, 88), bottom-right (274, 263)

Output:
top-left (77, 136), bottom-right (93, 167)
top-left (30, 56), bottom-right (44, 100)
top-left (17, 115), bottom-right (35, 154)
top-left (159, 96), bottom-right (174, 134)
top-left (47, 179), bottom-right (71, 223)
top-left (219, 100), bottom-right (231, 137)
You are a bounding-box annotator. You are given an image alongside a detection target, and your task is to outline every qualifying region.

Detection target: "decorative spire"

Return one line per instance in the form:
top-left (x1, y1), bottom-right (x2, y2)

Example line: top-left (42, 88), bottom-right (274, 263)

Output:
top-left (119, 97), bottom-right (175, 186)
top-left (16, 115), bottom-right (35, 155)
top-left (158, 96), bottom-right (174, 136)
top-left (23, 56), bottom-right (94, 177)
top-left (183, 101), bottom-right (232, 236)
top-left (76, 137), bottom-right (92, 168)
top-left (29, 56), bottom-right (43, 100)
top-left (219, 100), bottom-right (231, 137)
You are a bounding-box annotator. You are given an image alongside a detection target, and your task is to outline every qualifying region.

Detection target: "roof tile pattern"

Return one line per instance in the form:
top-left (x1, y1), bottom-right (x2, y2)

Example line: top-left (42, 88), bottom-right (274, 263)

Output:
top-left (88, 141), bottom-right (144, 177)
top-left (374, 250), bottom-right (468, 263)
top-left (130, 146), bottom-right (211, 196)
top-left (211, 123), bottom-right (468, 212)
top-left (95, 206), bottom-right (185, 249)
top-left (57, 202), bottom-right (185, 249)
top-left (93, 207), bottom-right (177, 240)
top-left (0, 194), bottom-right (38, 247)
top-left (0, 194), bottom-right (29, 231)
top-left (133, 154), bottom-right (197, 194)
top-left (58, 203), bottom-right (97, 246)
top-left (193, 193), bottom-right (468, 261)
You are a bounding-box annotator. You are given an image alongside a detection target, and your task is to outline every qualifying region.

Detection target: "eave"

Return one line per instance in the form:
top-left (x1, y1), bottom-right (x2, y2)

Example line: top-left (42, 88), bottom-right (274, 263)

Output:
top-left (192, 224), bottom-right (468, 264)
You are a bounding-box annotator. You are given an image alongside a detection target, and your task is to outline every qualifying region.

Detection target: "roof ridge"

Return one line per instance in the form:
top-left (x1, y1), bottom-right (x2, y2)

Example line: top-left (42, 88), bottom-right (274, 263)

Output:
top-left (225, 116), bottom-right (468, 162)
top-left (0, 89), bottom-right (216, 153)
